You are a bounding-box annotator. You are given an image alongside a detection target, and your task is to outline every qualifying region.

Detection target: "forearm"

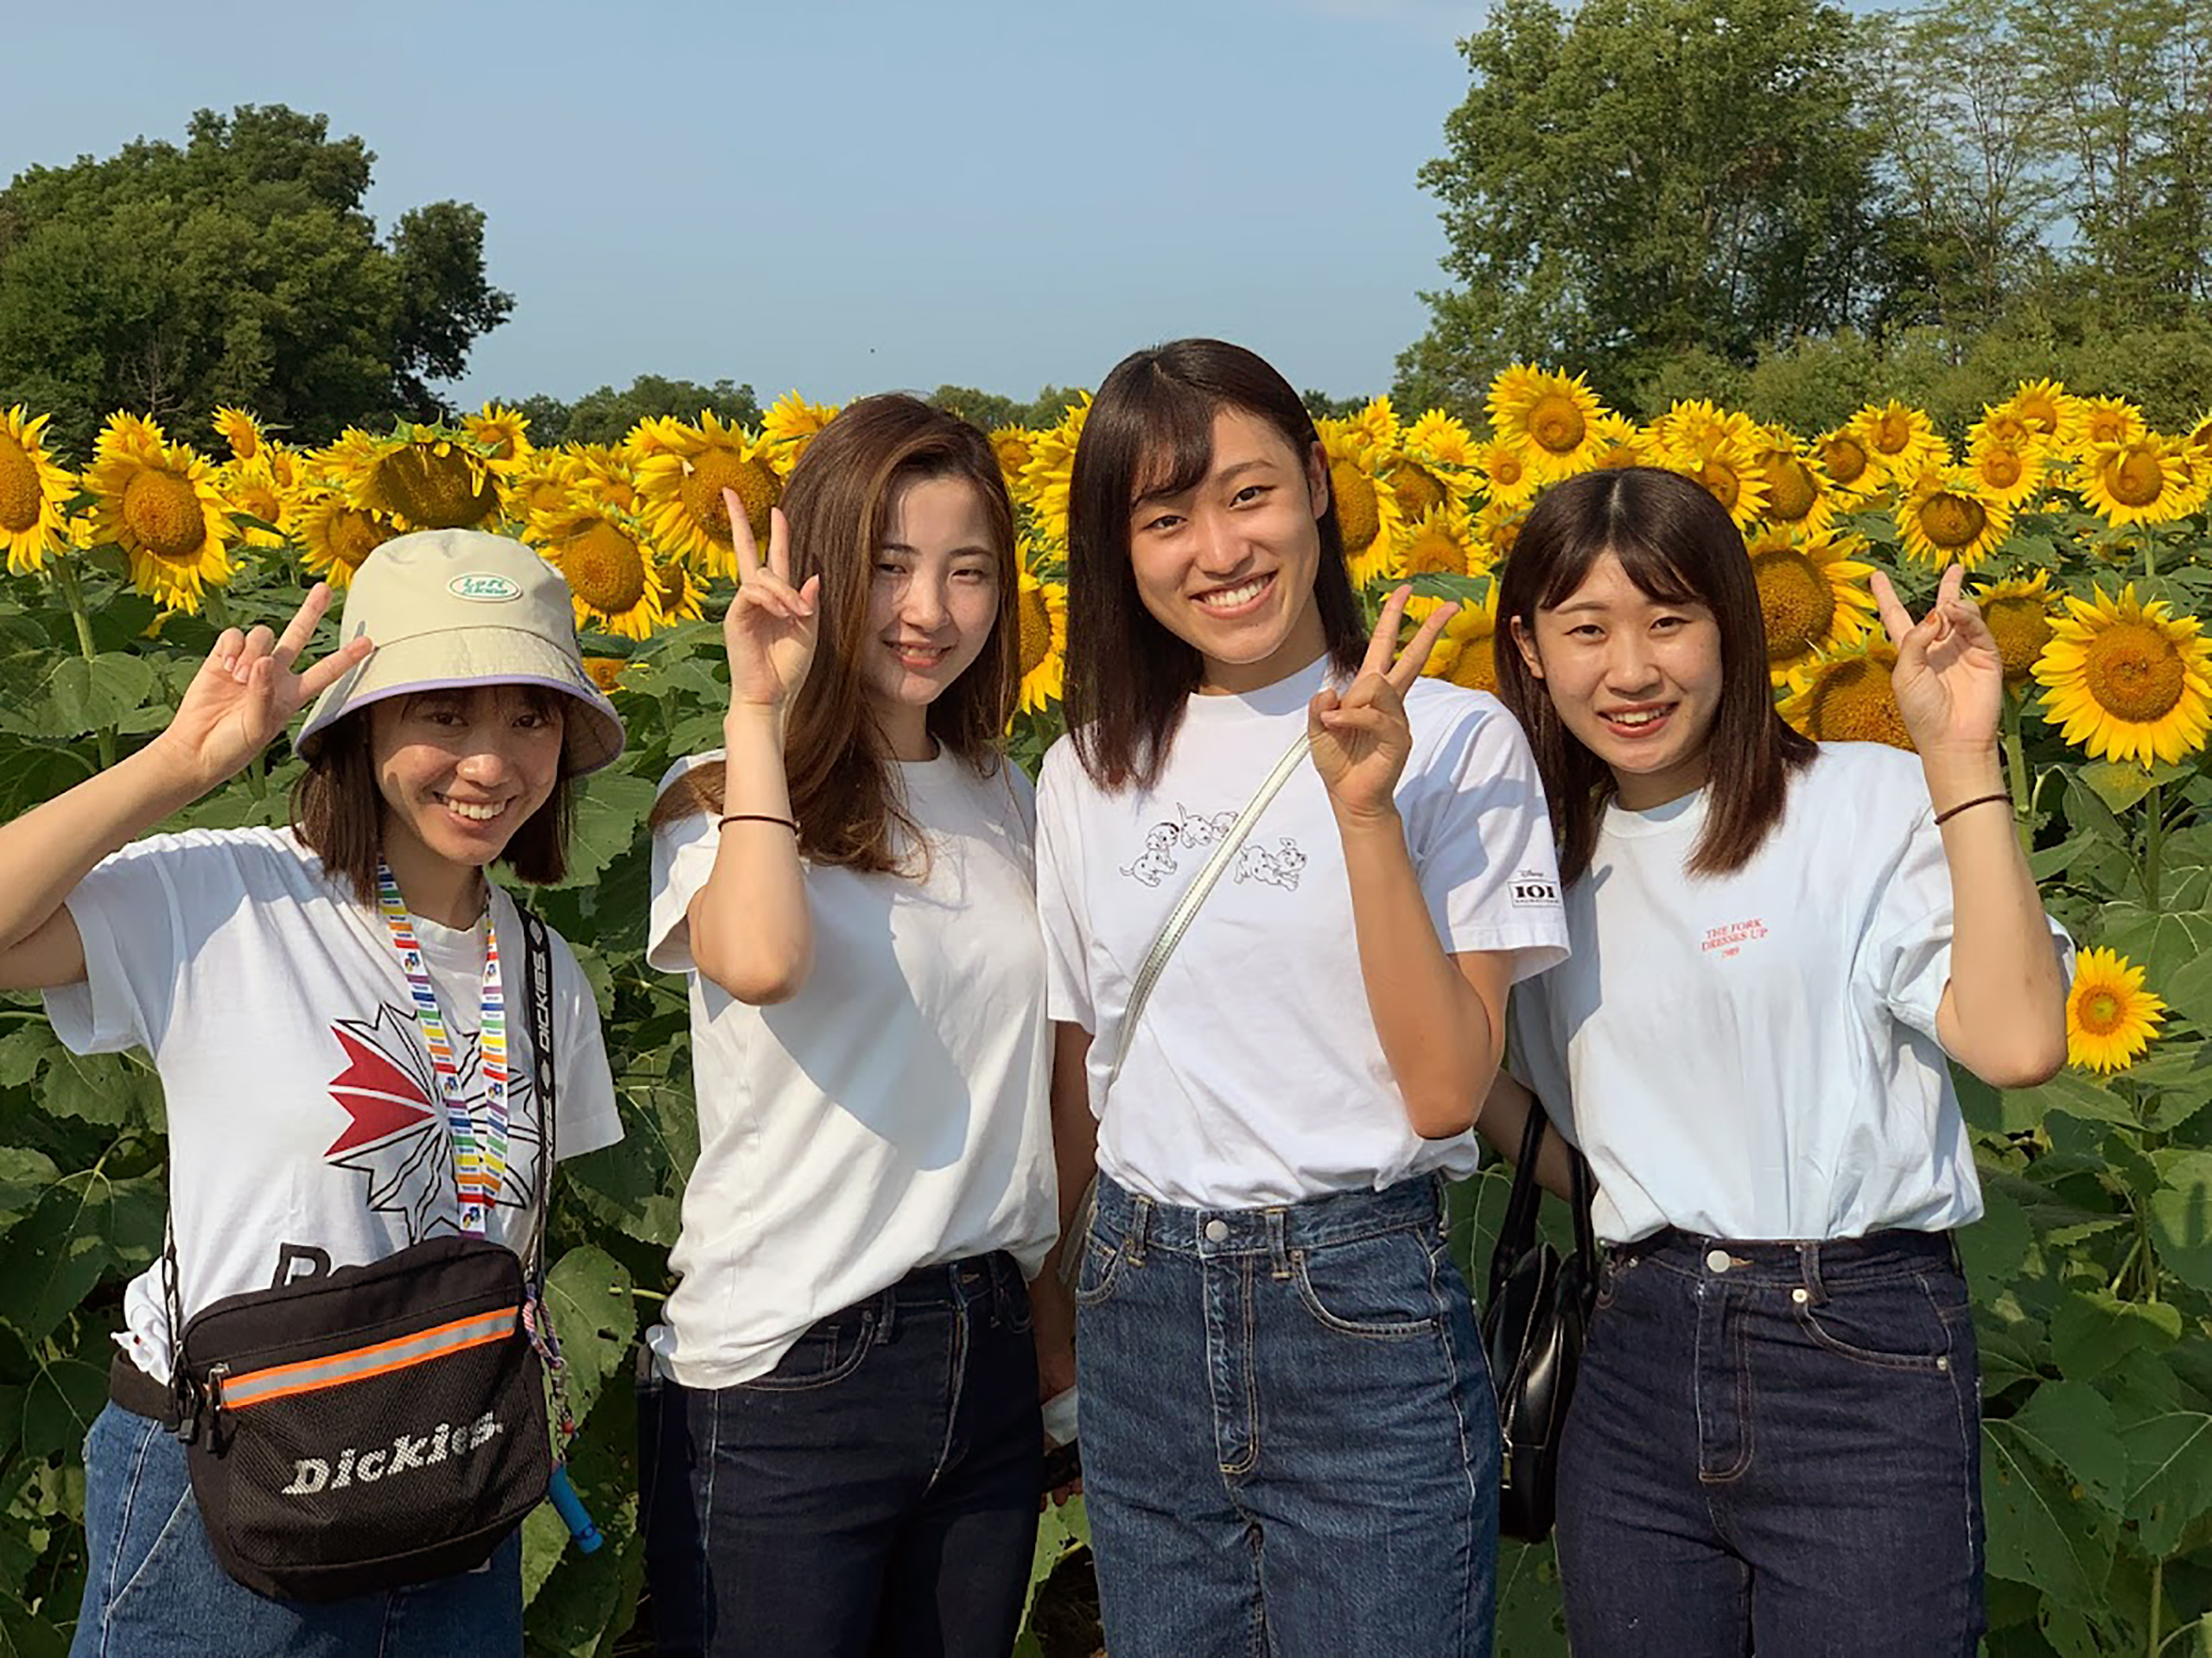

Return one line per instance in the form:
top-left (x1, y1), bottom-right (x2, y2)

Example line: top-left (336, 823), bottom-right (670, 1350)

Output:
top-left (1473, 1070), bottom-right (1577, 1202)
top-left (1337, 807), bottom-right (1500, 1138)
top-left (0, 739), bottom-right (202, 955)
top-left (688, 708), bottom-right (813, 1004)
top-left (1924, 746), bottom-right (2068, 1086)
top-left (1048, 1024), bottom-right (1097, 1242)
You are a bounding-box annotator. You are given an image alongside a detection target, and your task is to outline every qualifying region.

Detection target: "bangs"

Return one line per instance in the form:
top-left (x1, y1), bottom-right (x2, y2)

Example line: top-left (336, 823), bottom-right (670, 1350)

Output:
top-left (1122, 366), bottom-right (1227, 510)
top-left (1532, 519), bottom-right (1705, 614)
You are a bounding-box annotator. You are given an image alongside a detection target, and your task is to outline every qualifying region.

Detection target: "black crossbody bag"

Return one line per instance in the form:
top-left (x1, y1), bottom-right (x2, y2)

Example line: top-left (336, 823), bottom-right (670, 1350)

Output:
top-left (142, 909), bottom-right (563, 1603)
top-left (1481, 1104), bottom-right (1597, 1544)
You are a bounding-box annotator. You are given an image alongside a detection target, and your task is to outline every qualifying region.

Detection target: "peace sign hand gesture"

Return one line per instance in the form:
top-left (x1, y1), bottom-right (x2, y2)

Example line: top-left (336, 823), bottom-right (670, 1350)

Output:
top-left (720, 486), bottom-right (821, 720)
top-left (1870, 564), bottom-right (2005, 759)
top-left (151, 582), bottom-right (374, 793)
top-left (1309, 587), bottom-right (1458, 822)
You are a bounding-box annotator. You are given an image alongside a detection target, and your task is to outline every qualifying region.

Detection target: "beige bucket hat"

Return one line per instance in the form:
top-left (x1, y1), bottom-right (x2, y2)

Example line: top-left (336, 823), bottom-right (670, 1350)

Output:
top-left (296, 529), bottom-right (626, 774)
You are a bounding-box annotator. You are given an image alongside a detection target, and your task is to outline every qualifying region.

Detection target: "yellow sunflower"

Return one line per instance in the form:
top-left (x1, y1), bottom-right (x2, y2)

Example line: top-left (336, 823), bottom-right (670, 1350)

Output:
top-left (1665, 429), bottom-right (1770, 530)
top-left (1814, 427), bottom-right (1881, 500)
top-left (462, 403), bottom-right (533, 467)
top-left (1894, 467), bottom-right (2013, 569)
top-left (1584, 412), bottom-right (1650, 472)
top-left (533, 505), bottom-right (667, 640)
top-left (1349, 396), bottom-right (1402, 459)
top-left (505, 447), bottom-right (580, 522)
top-left (1471, 499), bottom-right (1528, 569)
top-left (1020, 395), bottom-right (1090, 547)
top-left (762, 391), bottom-right (839, 473)
top-left (1997, 380), bottom-right (2081, 451)
top-left (654, 553), bottom-right (706, 625)
top-left (1745, 528), bottom-right (1879, 684)
top-left (632, 412), bottom-right (784, 578)
top-left (568, 443), bottom-right (643, 518)
top-left (990, 425), bottom-right (1040, 504)
top-left (1967, 405), bottom-right (2042, 457)
top-left (218, 457), bottom-right (293, 548)
top-left (2184, 409), bottom-right (2212, 459)
top-left (350, 425), bottom-right (502, 530)
top-left (2064, 947), bottom-right (2165, 1074)
top-left (1847, 401), bottom-right (1947, 484)
top-left (581, 656), bottom-right (632, 695)
top-left (1414, 583), bottom-right (1503, 695)
top-left (1649, 399), bottom-right (1756, 461)
top-left (2033, 584), bottom-right (2212, 767)
top-left (1403, 410), bottom-right (1478, 467)
top-left (1490, 365), bottom-right (1605, 480)
top-left (0, 405), bottom-right (77, 574)
top-left (1780, 639), bottom-right (1913, 749)
top-left (1973, 571), bottom-right (2059, 688)
top-left (1387, 449), bottom-right (1471, 524)
top-left (1964, 440), bottom-right (2046, 508)
top-left (2072, 437), bottom-right (2202, 527)
top-left (1751, 431), bottom-right (1839, 540)
top-left (1318, 416), bottom-right (1404, 588)
top-left (211, 406), bottom-right (265, 462)
top-left (83, 414), bottom-right (237, 612)
top-left (1468, 438), bottom-right (1541, 510)
top-left (1396, 502), bottom-right (1490, 583)
top-left (298, 496), bottom-right (401, 589)
top-left (2073, 397), bottom-right (2146, 454)
top-left (1015, 555), bottom-right (1069, 715)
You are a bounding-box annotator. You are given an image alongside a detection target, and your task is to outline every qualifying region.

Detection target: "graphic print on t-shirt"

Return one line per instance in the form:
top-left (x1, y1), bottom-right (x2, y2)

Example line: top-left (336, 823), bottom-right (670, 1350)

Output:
top-left (324, 1002), bottom-right (541, 1243)
top-left (1119, 803), bottom-right (1305, 891)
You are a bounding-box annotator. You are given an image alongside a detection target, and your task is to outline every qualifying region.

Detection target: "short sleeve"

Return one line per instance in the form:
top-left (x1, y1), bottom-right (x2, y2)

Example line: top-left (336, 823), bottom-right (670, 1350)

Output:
top-left (1408, 694), bottom-right (1570, 983)
top-left (550, 932), bottom-right (624, 1160)
top-left (1033, 741), bottom-right (1095, 1032)
top-left (1504, 971), bottom-right (1579, 1141)
top-left (647, 754), bottom-right (722, 975)
top-left (1858, 800), bottom-right (2075, 1039)
top-left (42, 837), bottom-right (200, 1056)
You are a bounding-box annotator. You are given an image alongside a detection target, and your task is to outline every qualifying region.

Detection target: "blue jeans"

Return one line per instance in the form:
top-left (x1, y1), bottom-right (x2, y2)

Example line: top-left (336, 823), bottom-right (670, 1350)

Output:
top-left (72, 1401), bottom-right (521, 1658)
top-left (1075, 1172), bottom-right (1498, 1658)
top-left (1556, 1228), bottom-right (1985, 1656)
top-left (638, 1252), bottom-right (1042, 1658)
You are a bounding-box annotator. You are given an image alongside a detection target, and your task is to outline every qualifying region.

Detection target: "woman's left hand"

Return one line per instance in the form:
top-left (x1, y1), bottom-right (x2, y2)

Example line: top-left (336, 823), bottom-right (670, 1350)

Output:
top-left (1310, 587), bottom-right (1458, 822)
top-left (1871, 564), bottom-right (2005, 758)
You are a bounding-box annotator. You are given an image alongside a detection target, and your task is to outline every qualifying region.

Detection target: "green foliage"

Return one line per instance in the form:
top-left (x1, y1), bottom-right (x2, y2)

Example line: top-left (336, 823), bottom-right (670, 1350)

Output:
top-left (928, 384), bottom-right (1090, 432)
top-left (0, 105), bottom-right (512, 454)
top-left (506, 377), bottom-right (761, 449)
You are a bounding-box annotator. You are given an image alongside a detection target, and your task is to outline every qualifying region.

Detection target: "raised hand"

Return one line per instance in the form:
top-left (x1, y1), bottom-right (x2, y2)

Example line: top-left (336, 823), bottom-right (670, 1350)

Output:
top-left (1309, 587), bottom-right (1458, 821)
top-left (1870, 564), bottom-right (2005, 759)
top-left (720, 486), bottom-right (820, 718)
top-left (152, 583), bottom-right (373, 791)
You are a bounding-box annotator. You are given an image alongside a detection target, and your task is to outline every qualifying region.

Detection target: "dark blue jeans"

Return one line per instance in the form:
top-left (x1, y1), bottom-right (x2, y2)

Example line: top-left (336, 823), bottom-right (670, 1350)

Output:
top-left (1076, 1172), bottom-right (1498, 1658)
top-left (638, 1252), bottom-right (1042, 1658)
top-left (1556, 1228), bottom-right (1985, 1656)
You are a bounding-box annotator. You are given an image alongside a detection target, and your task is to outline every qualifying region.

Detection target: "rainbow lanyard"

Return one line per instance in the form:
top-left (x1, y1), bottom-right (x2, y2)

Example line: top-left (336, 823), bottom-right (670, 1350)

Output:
top-left (374, 863), bottom-right (509, 1236)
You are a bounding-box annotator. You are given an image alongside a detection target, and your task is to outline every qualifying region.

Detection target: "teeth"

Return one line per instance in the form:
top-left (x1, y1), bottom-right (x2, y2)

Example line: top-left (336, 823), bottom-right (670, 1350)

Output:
top-left (444, 798), bottom-right (505, 822)
top-left (1198, 578), bottom-right (1268, 610)
top-left (1611, 709), bottom-right (1667, 727)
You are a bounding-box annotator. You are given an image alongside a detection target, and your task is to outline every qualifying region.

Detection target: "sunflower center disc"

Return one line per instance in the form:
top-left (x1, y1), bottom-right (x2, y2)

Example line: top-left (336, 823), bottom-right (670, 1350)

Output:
top-left (1696, 459), bottom-right (1742, 511)
top-left (2106, 448), bottom-right (2164, 507)
top-left (1404, 526), bottom-right (1465, 576)
top-left (122, 469), bottom-right (207, 562)
top-left (565, 520), bottom-right (649, 613)
top-left (1754, 551), bottom-right (1835, 661)
top-left (1919, 492), bottom-right (1987, 549)
top-left (373, 447), bottom-right (497, 529)
top-left (1331, 461), bottom-right (1382, 552)
top-left (1018, 588), bottom-right (1052, 677)
top-left (1980, 451), bottom-right (2025, 490)
top-left (681, 451), bottom-right (780, 548)
top-left (1393, 462), bottom-right (1446, 520)
top-left (1985, 597), bottom-right (2053, 680)
top-left (2083, 620), bottom-right (2187, 723)
top-left (994, 435), bottom-right (1033, 480)
top-left (1810, 659), bottom-right (1913, 748)
top-left (0, 433), bottom-right (43, 533)
top-left (1530, 396), bottom-right (1586, 454)
top-left (1765, 459), bottom-right (1817, 522)
top-left (1821, 436), bottom-right (1869, 486)
top-left (2079, 989), bottom-right (2124, 1037)
top-left (1874, 411), bottom-right (1913, 454)
top-left (330, 508), bottom-right (391, 570)
top-left (1445, 628), bottom-right (1497, 694)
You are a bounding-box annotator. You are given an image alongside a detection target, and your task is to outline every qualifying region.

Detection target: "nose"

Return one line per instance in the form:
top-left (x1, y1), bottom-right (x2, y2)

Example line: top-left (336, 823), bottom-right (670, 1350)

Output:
top-left (1604, 630), bottom-right (1662, 696)
top-left (454, 736), bottom-right (519, 788)
top-left (1191, 506), bottom-right (1248, 578)
top-left (901, 569), bottom-right (950, 632)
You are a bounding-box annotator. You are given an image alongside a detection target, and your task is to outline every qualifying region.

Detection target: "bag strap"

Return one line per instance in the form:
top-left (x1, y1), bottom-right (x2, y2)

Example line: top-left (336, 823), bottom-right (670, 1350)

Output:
top-left (1485, 1098), bottom-right (1600, 1310)
top-left (1105, 725), bottom-right (1312, 1096)
top-left (515, 905), bottom-right (558, 1282)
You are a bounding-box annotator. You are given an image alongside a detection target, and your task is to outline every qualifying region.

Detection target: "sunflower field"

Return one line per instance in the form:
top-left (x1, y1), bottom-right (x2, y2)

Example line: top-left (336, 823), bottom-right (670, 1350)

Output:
top-left (0, 369), bottom-right (2209, 1656)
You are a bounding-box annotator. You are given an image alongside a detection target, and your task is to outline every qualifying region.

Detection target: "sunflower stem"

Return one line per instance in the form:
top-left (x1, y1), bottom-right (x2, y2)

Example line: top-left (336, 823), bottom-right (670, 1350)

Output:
top-left (2002, 694), bottom-right (2031, 840)
top-left (2140, 785), bottom-right (2164, 910)
top-left (2148, 1556), bottom-right (2164, 1656)
top-left (50, 560), bottom-right (117, 770)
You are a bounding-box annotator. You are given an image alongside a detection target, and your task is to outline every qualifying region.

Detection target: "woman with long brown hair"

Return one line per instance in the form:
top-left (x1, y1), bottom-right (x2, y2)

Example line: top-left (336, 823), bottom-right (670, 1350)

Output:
top-left (637, 396), bottom-right (1057, 1656)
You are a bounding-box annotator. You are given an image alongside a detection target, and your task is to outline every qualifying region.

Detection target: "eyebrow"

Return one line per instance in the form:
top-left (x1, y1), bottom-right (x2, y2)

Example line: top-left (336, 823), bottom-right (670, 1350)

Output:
top-left (879, 541), bottom-right (997, 560)
top-left (1133, 458), bottom-right (1277, 512)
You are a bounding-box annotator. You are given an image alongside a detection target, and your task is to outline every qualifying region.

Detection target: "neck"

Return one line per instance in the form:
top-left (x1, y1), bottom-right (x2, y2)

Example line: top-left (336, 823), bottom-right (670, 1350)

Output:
top-left (1198, 607), bottom-right (1330, 696)
top-left (875, 699), bottom-right (938, 762)
top-left (379, 820), bottom-right (488, 929)
top-left (1611, 753), bottom-right (1710, 810)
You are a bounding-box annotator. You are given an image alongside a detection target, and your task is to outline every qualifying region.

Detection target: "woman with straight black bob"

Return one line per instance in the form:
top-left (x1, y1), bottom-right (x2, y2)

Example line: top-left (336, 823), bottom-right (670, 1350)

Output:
top-left (1033, 339), bottom-right (1570, 1657)
top-left (1482, 465), bottom-right (2072, 1655)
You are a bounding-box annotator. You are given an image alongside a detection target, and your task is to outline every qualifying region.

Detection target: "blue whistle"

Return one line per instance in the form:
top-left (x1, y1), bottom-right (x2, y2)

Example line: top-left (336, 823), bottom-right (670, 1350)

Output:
top-left (548, 1464), bottom-right (602, 1553)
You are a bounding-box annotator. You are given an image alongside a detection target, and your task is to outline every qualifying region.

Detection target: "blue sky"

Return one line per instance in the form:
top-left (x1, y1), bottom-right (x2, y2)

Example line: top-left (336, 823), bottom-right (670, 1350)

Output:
top-left (5, 0), bottom-right (1484, 410)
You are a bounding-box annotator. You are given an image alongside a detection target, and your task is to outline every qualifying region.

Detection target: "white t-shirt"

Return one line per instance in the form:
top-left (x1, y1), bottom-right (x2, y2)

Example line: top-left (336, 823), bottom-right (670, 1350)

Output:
top-left (1510, 741), bottom-right (2075, 1244)
top-left (1035, 655), bottom-right (1569, 1210)
top-left (645, 749), bottom-right (1056, 1389)
top-left (43, 827), bottom-right (624, 1378)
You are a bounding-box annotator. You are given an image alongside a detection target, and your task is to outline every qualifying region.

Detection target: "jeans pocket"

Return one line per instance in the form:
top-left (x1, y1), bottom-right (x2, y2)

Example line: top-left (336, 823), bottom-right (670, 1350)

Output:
top-left (1291, 1229), bottom-right (1441, 1339)
top-left (1072, 1235), bottom-right (1125, 1308)
top-left (1792, 1274), bottom-right (1955, 1374)
top-left (741, 1307), bottom-right (879, 1393)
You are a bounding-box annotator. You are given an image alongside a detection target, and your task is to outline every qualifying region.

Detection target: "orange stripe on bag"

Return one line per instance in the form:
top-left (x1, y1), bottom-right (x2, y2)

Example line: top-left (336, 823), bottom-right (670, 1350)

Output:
top-left (220, 1308), bottom-right (520, 1410)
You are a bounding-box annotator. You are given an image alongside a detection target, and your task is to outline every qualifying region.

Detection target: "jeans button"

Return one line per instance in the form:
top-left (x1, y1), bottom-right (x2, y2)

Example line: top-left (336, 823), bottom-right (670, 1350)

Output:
top-left (1205, 1219), bottom-right (1230, 1242)
top-left (1705, 1248), bottom-right (1732, 1274)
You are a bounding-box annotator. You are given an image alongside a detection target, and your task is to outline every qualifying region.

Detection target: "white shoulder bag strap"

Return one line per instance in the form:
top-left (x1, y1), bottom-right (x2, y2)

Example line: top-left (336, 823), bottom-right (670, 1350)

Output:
top-left (1105, 724), bottom-right (1313, 1094)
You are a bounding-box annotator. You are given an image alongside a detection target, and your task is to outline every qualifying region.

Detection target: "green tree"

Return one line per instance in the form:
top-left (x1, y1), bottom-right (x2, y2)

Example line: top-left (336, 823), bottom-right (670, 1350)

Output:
top-left (1398, 0), bottom-right (1896, 412)
top-left (0, 105), bottom-right (511, 454)
top-left (929, 384), bottom-right (1090, 429)
top-left (509, 375), bottom-right (761, 448)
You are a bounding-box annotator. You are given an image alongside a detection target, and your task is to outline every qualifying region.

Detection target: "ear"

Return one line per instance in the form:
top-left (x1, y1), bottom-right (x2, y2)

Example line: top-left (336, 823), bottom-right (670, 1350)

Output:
top-left (1305, 441), bottom-right (1330, 522)
top-left (1509, 614), bottom-right (1546, 680)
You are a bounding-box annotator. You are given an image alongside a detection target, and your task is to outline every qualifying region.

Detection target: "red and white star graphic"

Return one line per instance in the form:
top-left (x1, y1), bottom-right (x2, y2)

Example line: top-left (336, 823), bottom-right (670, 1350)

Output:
top-left (324, 1004), bottom-right (543, 1242)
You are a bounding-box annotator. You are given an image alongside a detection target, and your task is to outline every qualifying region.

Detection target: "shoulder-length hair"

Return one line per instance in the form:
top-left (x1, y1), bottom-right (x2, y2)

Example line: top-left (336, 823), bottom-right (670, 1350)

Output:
top-left (647, 394), bottom-right (1016, 871)
top-left (291, 689), bottom-right (575, 905)
top-left (1064, 339), bottom-right (1366, 791)
top-left (1494, 466), bottom-right (1815, 885)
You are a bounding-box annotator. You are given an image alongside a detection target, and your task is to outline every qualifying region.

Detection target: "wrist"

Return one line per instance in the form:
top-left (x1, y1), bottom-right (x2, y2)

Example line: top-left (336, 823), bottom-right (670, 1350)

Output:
top-left (1331, 800), bottom-right (1404, 837)
top-left (1918, 746), bottom-right (2004, 807)
top-left (134, 733), bottom-right (220, 807)
top-left (723, 703), bottom-right (788, 746)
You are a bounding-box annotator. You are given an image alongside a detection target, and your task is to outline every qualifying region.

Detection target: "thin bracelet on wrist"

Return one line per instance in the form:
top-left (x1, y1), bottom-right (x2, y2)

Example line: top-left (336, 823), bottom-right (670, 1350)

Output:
top-left (718, 812), bottom-right (799, 834)
top-left (1932, 791), bottom-right (2012, 827)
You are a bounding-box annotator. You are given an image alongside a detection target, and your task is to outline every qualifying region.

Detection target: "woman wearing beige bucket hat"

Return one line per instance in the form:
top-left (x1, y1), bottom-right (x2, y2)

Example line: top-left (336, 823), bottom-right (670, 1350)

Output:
top-left (0, 530), bottom-right (626, 1655)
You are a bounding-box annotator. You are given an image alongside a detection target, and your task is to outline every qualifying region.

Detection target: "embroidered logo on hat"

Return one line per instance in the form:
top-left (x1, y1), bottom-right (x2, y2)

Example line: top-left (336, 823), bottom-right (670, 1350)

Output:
top-left (448, 573), bottom-right (524, 602)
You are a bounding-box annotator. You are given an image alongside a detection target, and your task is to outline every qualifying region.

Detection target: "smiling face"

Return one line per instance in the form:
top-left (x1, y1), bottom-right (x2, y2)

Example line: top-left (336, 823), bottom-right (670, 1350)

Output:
top-left (1127, 406), bottom-right (1332, 694)
top-left (861, 472), bottom-right (1002, 758)
top-left (1512, 549), bottom-right (1726, 808)
top-left (369, 685), bottom-right (567, 875)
